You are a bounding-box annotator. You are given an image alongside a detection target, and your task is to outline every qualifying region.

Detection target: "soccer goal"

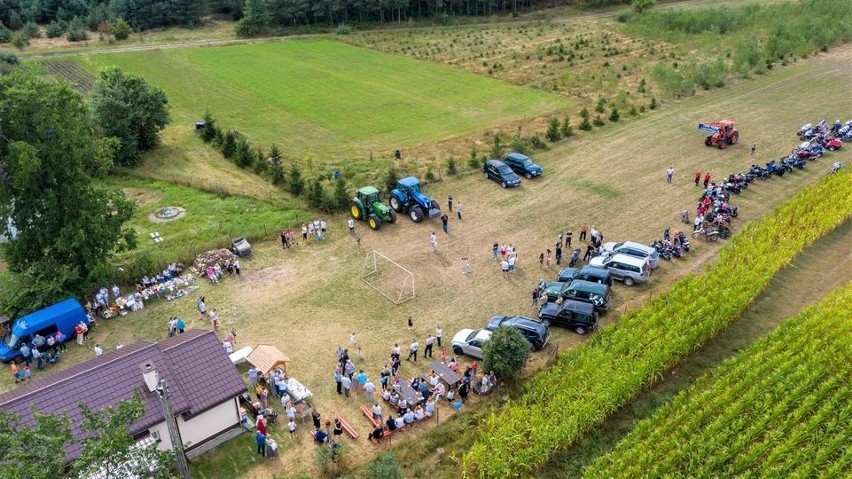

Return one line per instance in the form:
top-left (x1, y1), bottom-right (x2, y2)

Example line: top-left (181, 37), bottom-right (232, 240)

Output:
top-left (361, 250), bottom-right (415, 304)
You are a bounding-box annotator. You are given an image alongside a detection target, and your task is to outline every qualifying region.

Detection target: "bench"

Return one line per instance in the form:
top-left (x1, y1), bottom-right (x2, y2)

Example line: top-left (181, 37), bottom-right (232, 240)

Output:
top-left (360, 405), bottom-right (381, 428)
top-left (334, 414), bottom-right (359, 439)
top-left (369, 427), bottom-right (397, 443)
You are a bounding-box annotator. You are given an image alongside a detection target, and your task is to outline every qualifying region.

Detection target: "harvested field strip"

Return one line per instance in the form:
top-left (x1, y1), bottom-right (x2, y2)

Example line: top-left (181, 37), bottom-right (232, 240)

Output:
top-left (585, 282), bottom-right (852, 478)
top-left (463, 170), bottom-right (852, 476)
top-left (41, 59), bottom-right (95, 93)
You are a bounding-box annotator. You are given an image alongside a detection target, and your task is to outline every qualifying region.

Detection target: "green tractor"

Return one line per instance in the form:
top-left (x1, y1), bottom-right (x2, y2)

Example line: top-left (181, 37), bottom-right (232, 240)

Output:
top-left (351, 186), bottom-right (397, 230)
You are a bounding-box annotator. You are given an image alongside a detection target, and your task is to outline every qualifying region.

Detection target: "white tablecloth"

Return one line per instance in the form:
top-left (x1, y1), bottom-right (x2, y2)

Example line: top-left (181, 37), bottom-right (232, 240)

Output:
top-left (286, 378), bottom-right (312, 402)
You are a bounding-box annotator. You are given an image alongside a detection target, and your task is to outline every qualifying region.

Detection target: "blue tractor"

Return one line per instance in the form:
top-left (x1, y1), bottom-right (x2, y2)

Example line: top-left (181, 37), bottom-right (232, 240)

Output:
top-left (389, 176), bottom-right (441, 223)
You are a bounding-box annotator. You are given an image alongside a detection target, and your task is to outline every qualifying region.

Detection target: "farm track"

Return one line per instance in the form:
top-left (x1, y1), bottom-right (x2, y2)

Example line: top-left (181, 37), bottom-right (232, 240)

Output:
top-left (22, 0), bottom-right (750, 60)
top-left (543, 219), bottom-right (852, 477)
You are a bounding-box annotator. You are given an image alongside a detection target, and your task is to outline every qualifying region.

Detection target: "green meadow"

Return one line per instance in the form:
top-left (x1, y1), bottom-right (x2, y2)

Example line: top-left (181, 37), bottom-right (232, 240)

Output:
top-left (80, 39), bottom-right (568, 159)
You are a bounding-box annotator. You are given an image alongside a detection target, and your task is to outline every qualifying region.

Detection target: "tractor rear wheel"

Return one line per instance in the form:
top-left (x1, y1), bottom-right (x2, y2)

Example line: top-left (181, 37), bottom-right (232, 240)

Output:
top-left (386, 209), bottom-right (397, 224)
top-left (410, 206), bottom-right (424, 223)
top-left (389, 196), bottom-right (402, 213)
top-left (350, 201), bottom-right (363, 220)
top-left (705, 136), bottom-right (713, 147)
top-left (730, 131), bottom-right (739, 144)
top-left (368, 214), bottom-right (381, 231)
top-left (718, 139), bottom-right (727, 150)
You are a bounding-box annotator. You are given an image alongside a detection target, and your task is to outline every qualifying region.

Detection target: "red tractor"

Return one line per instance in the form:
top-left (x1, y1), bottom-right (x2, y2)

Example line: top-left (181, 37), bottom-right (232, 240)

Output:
top-left (698, 120), bottom-right (739, 149)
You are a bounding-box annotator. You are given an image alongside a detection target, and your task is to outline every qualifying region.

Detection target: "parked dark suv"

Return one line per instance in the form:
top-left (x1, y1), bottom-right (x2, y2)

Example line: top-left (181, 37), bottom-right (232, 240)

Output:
top-left (538, 300), bottom-right (598, 335)
top-left (485, 315), bottom-right (550, 350)
top-left (503, 152), bottom-right (542, 179)
top-left (483, 159), bottom-right (521, 188)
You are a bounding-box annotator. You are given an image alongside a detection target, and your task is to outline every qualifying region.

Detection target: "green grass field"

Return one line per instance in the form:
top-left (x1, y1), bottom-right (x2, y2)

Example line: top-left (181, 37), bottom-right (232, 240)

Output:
top-left (79, 39), bottom-right (569, 159)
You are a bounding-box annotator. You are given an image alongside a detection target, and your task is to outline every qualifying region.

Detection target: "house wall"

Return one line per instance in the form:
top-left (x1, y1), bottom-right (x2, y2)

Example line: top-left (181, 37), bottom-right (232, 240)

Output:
top-left (148, 421), bottom-right (174, 450)
top-left (177, 398), bottom-right (240, 450)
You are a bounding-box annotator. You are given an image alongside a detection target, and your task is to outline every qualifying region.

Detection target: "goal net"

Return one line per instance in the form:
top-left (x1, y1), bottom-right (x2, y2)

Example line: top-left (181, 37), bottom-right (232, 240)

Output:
top-left (361, 250), bottom-right (415, 304)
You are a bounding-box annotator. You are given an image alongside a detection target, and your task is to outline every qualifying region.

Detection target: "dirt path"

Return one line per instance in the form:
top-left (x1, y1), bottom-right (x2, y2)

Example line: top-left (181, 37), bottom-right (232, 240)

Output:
top-left (542, 219), bottom-right (852, 477)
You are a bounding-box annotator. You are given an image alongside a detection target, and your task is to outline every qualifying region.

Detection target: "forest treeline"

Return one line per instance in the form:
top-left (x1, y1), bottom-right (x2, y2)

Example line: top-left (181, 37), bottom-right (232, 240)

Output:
top-left (0, 0), bottom-right (630, 33)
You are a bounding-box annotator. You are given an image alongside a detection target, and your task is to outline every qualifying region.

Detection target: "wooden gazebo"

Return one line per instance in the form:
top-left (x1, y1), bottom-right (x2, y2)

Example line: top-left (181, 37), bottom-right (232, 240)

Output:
top-left (247, 344), bottom-right (291, 376)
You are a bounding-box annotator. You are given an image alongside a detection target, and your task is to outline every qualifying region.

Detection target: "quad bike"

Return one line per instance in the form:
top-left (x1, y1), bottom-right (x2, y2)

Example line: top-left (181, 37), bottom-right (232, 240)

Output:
top-left (692, 226), bottom-right (720, 241)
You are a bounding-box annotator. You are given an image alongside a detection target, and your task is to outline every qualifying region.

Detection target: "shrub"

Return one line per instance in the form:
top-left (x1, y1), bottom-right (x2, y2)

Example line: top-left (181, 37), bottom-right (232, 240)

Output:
top-left (580, 107), bottom-right (590, 119)
top-left (289, 165), bottom-right (305, 196)
top-left (251, 148), bottom-right (268, 175)
top-left (0, 51), bottom-right (19, 64)
top-left (692, 57), bottom-right (727, 90)
top-left (579, 117), bottom-right (593, 131)
top-left (21, 22), bottom-right (40, 39)
top-left (560, 117), bottom-right (574, 138)
top-left (11, 33), bottom-right (28, 50)
top-left (545, 118), bottom-right (561, 142)
top-left (609, 108), bottom-right (620, 122)
top-left (468, 145), bottom-right (481, 169)
top-left (200, 112), bottom-right (217, 143)
top-left (367, 451), bottom-right (403, 479)
top-left (424, 169), bottom-right (436, 182)
top-left (629, 105), bottom-right (638, 116)
top-left (511, 137), bottom-right (529, 155)
top-left (617, 10), bottom-right (635, 23)
top-left (489, 135), bottom-right (504, 159)
top-left (233, 139), bottom-right (254, 168)
top-left (336, 24), bottom-right (352, 35)
top-left (652, 63), bottom-right (695, 98)
top-left (6, 11), bottom-right (21, 30)
top-left (0, 25), bottom-right (11, 43)
top-left (384, 167), bottom-right (399, 195)
top-left (632, 0), bottom-right (657, 14)
top-left (220, 130), bottom-right (237, 158)
top-left (650, 97), bottom-right (658, 109)
top-left (333, 177), bottom-right (349, 209)
top-left (446, 155), bottom-right (458, 175)
top-left (112, 19), bottom-right (133, 41)
top-left (66, 17), bottom-right (88, 42)
top-left (306, 178), bottom-right (325, 208)
top-left (482, 326), bottom-right (532, 381)
top-left (529, 133), bottom-right (547, 150)
top-left (593, 115), bottom-right (606, 127)
top-left (45, 21), bottom-right (65, 38)
top-left (269, 144), bottom-right (285, 186)
top-left (595, 97), bottom-right (606, 113)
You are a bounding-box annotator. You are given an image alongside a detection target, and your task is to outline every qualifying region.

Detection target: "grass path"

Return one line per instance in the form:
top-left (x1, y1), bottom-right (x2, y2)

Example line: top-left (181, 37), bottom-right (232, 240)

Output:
top-left (541, 219), bottom-right (852, 477)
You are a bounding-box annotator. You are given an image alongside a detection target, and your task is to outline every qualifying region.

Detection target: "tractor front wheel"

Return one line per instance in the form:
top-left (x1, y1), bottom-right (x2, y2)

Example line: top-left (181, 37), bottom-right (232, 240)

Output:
top-left (386, 209), bottom-right (397, 224)
top-left (350, 202), bottom-right (363, 220)
top-left (730, 131), bottom-right (739, 145)
top-left (368, 214), bottom-right (381, 231)
top-left (410, 206), bottom-right (424, 223)
top-left (718, 139), bottom-right (727, 150)
top-left (705, 136), bottom-right (713, 147)
top-left (389, 196), bottom-right (402, 213)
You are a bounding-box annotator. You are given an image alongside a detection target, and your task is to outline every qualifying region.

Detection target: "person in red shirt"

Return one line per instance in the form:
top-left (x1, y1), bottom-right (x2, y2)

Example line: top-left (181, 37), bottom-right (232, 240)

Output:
top-left (694, 171), bottom-right (701, 187)
top-left (703, 173), bottom-right (711, 188)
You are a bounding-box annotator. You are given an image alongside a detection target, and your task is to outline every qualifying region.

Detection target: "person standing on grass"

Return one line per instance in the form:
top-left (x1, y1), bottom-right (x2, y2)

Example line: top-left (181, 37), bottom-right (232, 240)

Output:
top-left (532, 286), bottom-right (541, 308)
top-left (349, 332), bottom-right (357, 346)
top-left (456, 201), bottom-right (463, 220)
top-left (364, 378), bottom-right (376, 403)
top-left (555, 243), bottom-right (563, 265)
top-left (281, 230), bottom-right (288, 249)
top-left (255, 431), bottom-right (267, 457)
top-left (430, 232), bottom-right (438, 251)
top-left (435, 326), bottom-right (443, 347)
top-left (441, 214), bottom-right (449, 234)
top-left (703, 172), bottom-right (711, 188)
top-left (751, 143), bottom-right (756, 158)
top-left (666, 166), bottom-right (674, 184)
top-left (348, 218), bottom-right (355, 235)
top-left (501, 258), bottom-right (510, 279)
top-left (424, 334), bottom-right (434, 358)
top-left (539, 252), bottom-right (545, 269)
top-left (448, 195), bottom-right (453, 211)
top-left (341, 374), bottom-right (352, 398)
top-left (580, 223), bottom-right (588, 241)
top-left (209, 309), bottom-right (220, 330)
top-left (694, 171), bottom-right (701, 187)
top-left (545, 249), bottom-right (552, 268)
top-left (492, 242), bottom-right (499, 260)
top-left (566, 230), bottom-right (573, 248)
top-left (508, 253), bottom-right (516, 275)
top-left (407, 339), bottom-right (419, 362)
top-left (334, 367), bottom-right (343, 395)
top-left (408, 316), bottom-right (414, 331)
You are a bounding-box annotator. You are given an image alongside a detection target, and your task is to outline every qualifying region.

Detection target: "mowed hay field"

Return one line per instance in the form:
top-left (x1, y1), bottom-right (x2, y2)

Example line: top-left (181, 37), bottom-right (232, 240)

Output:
top-left (1, 44), bottom-right (842, 478)
top-left (77, 39), bottom-right (569, 159)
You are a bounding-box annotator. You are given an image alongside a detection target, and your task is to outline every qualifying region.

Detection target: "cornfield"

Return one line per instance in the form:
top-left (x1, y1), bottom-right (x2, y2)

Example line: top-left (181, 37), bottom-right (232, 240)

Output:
top-left (585, 282), bottom-right (852, 478)
top-left (463, 170), bottom-right (852, 476)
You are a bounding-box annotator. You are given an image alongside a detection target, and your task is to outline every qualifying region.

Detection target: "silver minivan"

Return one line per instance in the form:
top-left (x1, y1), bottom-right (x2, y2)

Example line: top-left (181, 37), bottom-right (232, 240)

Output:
top-left (603, 241), bottom-right (660, 269)
top-left (589, 253), bottom-right (650, 286)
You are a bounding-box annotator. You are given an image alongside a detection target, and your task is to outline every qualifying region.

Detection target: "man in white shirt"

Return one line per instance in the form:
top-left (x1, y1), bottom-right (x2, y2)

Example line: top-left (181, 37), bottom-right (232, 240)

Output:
top-left (435, 326), bottom-right (443, 347)
top-left (364, 379), bottom-right (376, 404)
top-left (372, 403), bottom-right (382, 422)
top-left (407, 340), bottom-right (419, 362)
top-left (222, 340), bottom-right (233, 354)
top-left (94, 344), bottom-right (104, 357)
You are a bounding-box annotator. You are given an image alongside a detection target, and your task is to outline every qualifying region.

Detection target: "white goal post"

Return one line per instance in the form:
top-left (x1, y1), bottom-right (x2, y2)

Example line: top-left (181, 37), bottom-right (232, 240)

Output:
top-left (361, 250), bottom-right (415, 304)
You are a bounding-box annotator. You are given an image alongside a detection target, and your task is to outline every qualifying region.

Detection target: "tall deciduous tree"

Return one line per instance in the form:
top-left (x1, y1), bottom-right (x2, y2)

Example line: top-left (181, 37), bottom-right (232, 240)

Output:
top-left (92, 66), bottom-right (170, 168)
top-left (0, 409), bottom-right (73, 479)
top-left (74, 392), bottom-right (177, 479)
top-left (482, 326), bottom-right (531, 380)
top-left (0, 72), bottom-right (136, 316)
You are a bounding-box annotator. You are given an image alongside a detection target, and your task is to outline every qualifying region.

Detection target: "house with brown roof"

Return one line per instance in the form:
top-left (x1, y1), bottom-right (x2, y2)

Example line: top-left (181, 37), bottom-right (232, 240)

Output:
top-left (0, 329), bottom-right (247, 461)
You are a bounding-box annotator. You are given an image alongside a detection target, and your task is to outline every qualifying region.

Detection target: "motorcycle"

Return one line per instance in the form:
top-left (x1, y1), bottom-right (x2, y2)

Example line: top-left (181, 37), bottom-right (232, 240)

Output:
top-left (650, 240), bottom-right (672, 261)
top-left (692, 226), bottom-right (719, 242)
top-left (568, 248), bottom-right (581, 267)
top-left (766, 160), bottom-right (785, 177)
top-left (674, 231), bottom-right (691, 252)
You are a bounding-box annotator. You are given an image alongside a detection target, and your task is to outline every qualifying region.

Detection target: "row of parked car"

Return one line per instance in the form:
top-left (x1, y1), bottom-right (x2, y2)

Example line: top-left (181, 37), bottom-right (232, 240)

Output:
top-left (450, 239), bottom-right (663, 359)
top-left (483, 152), bottom-right (543, 188)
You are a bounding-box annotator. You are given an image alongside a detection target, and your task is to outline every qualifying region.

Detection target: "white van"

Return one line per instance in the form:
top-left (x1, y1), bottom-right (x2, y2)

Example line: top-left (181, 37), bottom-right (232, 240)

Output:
top-left (588, 253), bottom-right (650, 286)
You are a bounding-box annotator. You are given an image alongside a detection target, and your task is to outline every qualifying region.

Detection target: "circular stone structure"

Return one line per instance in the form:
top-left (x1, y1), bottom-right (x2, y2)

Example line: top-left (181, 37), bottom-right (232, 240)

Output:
top-left (149, 206), bottom-right (186, 223)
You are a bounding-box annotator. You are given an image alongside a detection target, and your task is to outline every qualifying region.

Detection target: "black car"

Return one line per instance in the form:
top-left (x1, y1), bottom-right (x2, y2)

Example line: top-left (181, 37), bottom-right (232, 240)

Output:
top-left (483, 159), bottom-right (521, 188)
top-left (485, 315), bottom-right (550, 350)
top-left (576, 265), bottom-right (613, 287)
top-left (541, 281), bottom-right (570, 303)
top-left (538, 300), bottom-right (598, 335)
top-left (557, 267), bottom-right (580, 283)
top-left (503, 152), bottom-right (543, 179)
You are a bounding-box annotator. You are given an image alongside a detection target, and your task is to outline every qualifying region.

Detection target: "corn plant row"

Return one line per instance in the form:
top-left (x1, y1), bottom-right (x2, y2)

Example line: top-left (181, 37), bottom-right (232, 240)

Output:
top-left (463, 170), bottom-right (852, 477)
top-left (585, 283), bottom-right (852, 478)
